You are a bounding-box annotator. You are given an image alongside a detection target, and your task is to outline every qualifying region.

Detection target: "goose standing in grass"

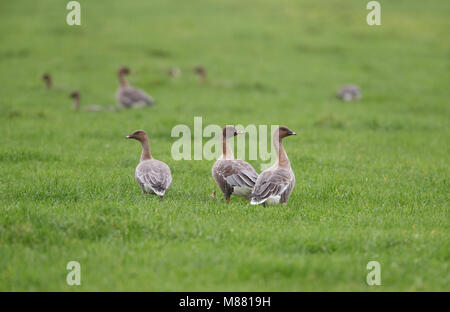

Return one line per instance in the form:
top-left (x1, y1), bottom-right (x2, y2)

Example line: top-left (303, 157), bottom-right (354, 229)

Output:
top-left (126, 130), bottom-right (172, 198)
top-left (212, 126), bottom-right (258, 203)
top-left (116, 66), bottom-right (155, 108)
top-left (168, 67), bottom-right (181, 79)
top-left (194, 66), bottom-right (206, 83)
top-left (337, 84), bottom-right (361, 101)
top-left (42, 73), bottom-right (52, 89)
top-left (70, 91), bottom-right (104, 112)
top-left (250, 126), bottom-right (296, 206)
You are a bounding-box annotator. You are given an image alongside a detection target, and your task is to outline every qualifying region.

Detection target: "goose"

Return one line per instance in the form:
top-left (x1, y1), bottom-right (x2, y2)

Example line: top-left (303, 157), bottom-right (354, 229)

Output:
top-left (116, 66), bottom-right (155, 108)
top-left (194, 66), bottom-right (206, 83)
top-left (42, 73), bottom-right (52, 89)
top-left (69, 91), bottom-right (104, 112)
top-left (250, 126), bottom-right (296, 206)
top-left (212, 126), bottom-right (258, 203)
top-left (168, 67), bottom-right (181, 79)
top-left (126, 130), bottom-right (172, 198)
top-left (337, 84), bottom-right (361, 101)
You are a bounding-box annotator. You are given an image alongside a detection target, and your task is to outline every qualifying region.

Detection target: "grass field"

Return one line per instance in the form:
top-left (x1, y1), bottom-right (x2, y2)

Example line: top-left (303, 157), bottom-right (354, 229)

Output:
top-left (0, 0), bottom-right (449, 291)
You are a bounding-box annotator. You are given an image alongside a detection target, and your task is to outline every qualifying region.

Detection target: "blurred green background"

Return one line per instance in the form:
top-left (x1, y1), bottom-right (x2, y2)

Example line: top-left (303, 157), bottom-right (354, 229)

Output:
top-left (0, 0), bottom-right (448, 290)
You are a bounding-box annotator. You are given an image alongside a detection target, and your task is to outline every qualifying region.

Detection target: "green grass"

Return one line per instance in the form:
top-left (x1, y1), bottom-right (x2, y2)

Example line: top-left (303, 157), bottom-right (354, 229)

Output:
top-left (0, 0), bottom-right (449, 291)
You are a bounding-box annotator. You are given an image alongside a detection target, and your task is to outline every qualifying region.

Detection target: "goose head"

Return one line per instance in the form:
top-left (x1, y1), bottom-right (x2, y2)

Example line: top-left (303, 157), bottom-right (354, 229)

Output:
top-left (118, 66), bottom-right (131, 76)
top-left (194, 66), bottom-right (206, 82)
top-left (223, 126), bottom-right (244, 139)
top-left (277, 126), bottom-right (296, 140)
top-left (69, 91), bottom-right (80, 110)
top-left (42, 73), bottom-right (52, 88)
top-left (69, 91), bottom-right (80, 99)
top-left (126, 130), bottom-right (147, 142)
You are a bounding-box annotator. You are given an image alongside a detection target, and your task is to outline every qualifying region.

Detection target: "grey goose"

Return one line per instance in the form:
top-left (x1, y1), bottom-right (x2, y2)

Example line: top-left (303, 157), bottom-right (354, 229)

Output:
top-left (212, 126), bottom-right (258, 203)
top-left (194, 66), bottom-right (206, 83)
top-left (116, 67), bottom-right (155, 108)
top-left (168, 67), bottom-right (181, 79)
top-left (126, 130), bottom-right (172, 198)
top-left (42, 73), bottom-right (52, 89)
top-left (337, 84), bottom-right (361, 101)
top-left (250, 126), bottom-right (296, 206)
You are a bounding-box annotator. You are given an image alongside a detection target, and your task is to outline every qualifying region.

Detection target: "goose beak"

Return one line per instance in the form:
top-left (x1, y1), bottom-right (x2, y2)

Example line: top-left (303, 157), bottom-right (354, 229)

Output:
top-left (288, 130), bottom-right (296, 136)
top-left (125, 135), bottom-right (132, 139)
top-left (236, 130), bottom-right (244, 135)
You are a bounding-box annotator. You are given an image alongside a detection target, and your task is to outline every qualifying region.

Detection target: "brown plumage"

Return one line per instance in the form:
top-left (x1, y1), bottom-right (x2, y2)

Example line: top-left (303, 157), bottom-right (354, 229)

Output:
top-left (70, 91), bottom-right (81, 110)
top-left (250, 126), bottom-right (296, 205)
top-left (126, 130), bottom-right (172, 198)
top-left (42, 73), bottom-right (52, 89)
top-left (194, 66), bottom-right (206, 83)
top-left (212, 126), bottom-right (258, 203)
top-left (116, 67), bottom-right (155, 108)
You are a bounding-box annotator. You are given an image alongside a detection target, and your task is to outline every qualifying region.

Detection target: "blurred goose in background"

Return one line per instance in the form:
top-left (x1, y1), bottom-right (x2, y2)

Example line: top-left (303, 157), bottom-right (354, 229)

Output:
top-left (250, 126), bottom-right (296, 206)
top-left (168, 67), bottom-right (181, 79)
top-left (70, 91), bottom-right (81, 110)
top-left (126, 130), bottom-right (172, 198)
top-left (116, 66), bottom-right (155, 108)
top-left (42, 73), bottom-right (52, 89)
top-left (70, 91), bottom-right (105, 112)
top-left (212, 126), bottom-right (258, 203)
top-left (194, 66), bottom-right (206, 83)
top-left (337, 84), bottom-right (361, 101)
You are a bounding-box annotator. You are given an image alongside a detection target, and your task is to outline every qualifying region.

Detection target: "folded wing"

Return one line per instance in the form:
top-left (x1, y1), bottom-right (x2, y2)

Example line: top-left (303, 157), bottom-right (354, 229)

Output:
top-left (250, 168), bottom-right (293, 205)
top-left (118, 86), bottom-right (155, 108)
top-left (213, 159), bottom-right (258, 198)
top-left (136, 160), bottom-right (172, 196)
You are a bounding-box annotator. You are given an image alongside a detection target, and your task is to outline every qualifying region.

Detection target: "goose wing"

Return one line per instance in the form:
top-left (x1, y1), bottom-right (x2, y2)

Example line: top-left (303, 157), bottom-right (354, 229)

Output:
top-left (214, 159), bottom-right (258, 189)
top-left (118, 86), bottom-right (155, 107)
top-left (250, 168), bottom-right (293, 204)
top-left (136, 159), bottom-right (172, 196)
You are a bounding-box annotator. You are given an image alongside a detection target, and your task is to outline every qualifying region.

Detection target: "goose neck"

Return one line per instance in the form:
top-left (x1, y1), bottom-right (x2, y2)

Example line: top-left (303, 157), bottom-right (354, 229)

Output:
top-left (273, 133), bottom-right (290, 169)
top-left (140, 136), bottom-right (152, 161)
top-left (222, 135), bottom-right (234, 160)
top-left (119, 73), bottom-right (128, 87)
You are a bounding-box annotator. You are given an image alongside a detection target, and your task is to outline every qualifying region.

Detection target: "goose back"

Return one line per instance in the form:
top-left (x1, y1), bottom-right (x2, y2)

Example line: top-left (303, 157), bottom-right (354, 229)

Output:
top-left (212, 159), bottom-right (258, 200)
top-left (117, 86), bottom-right (155, 108)
top-left (250, 166), bottom-right (295, 205)
top-left (135, 159), bottom-right (172, 197)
